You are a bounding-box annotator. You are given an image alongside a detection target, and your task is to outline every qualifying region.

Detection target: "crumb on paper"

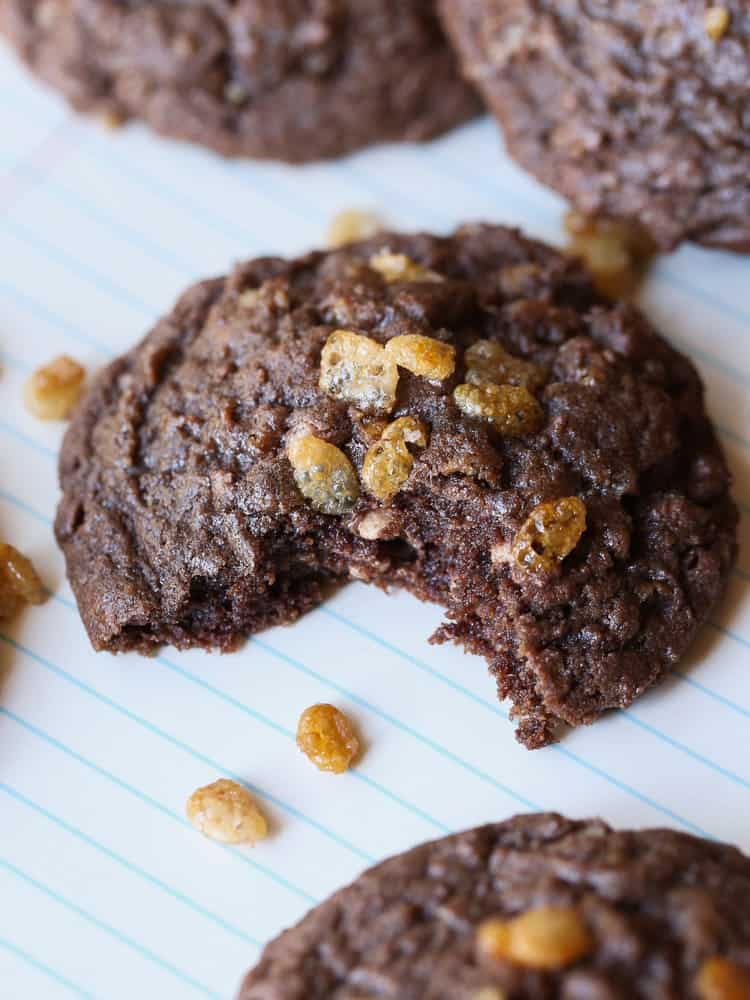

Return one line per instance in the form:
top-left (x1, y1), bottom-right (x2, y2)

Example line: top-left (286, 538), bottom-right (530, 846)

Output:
top-left (24, 354), bottom-right (85, 421)
top-left (186, 779), bottom-right (268, 845)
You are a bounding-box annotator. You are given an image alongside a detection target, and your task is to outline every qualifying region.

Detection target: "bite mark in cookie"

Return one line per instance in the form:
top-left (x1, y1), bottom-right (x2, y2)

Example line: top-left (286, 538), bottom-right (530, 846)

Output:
top-left (54, 225), bottom-right (738, 748)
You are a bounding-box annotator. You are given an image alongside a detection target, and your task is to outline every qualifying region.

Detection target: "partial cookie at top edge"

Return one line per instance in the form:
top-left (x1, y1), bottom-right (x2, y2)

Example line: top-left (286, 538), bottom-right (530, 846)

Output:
top-left (440, 0), bottom-right (750, 252)
top-left (0, 0), bottom-right (480, 162)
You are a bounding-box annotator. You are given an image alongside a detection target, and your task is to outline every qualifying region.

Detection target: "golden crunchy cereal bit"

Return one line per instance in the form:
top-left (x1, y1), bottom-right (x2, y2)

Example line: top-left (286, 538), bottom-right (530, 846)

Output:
top-left (288, 435), bottom-right (360, 515)
top-left (98, 109), bottom-right (125, 130)
top-left (705, 6), bottom-right (731, 41)
top-left (385, 334), bottom-right (456, 381)
top-left (362, 440), bottom-right (413, 502)
top-left (381, 415), bottom-right (429, 448)
top-left (238, 280), bottom-right (290, 312)
top-left (476, 907), bottom-right (592, 971)
top-left (498, 263), bottom-right (541, 296)
top-left (465, 339), bottom-right (547, 391)
top-left (453, 383), bottom-right (544, 436)
top-left (369, 250), bottom-right (443, 284)
top-left (24, 355), bottom-right (85, 421)
top-left (362, 416), bottom-right (428, 501)
top-left (564, 211), bottom-right (654, 300)
top-left (327, 209), bottom-right (383, 248)
top-left (296, 703), bottom-right (360, 773)
top-left (186, 779), bottom-right (268, 845)
top-left (512, 497), bottom-right (587, 574)
top-left (319, 329), bottom-right (399, 414)
top-left (357, 417), bottom-right (389, 444)
top-left (696, 957), bottom-right (750, 1000)
top-left (0, 543), bottom-right (46, 620)
top-left (471, 990), bottom-right (506, 1000)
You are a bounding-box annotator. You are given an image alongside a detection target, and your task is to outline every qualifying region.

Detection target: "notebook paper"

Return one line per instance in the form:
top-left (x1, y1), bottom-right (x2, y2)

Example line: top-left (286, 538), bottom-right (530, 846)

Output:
top-left (1, 43), bottom-right (749, 1000)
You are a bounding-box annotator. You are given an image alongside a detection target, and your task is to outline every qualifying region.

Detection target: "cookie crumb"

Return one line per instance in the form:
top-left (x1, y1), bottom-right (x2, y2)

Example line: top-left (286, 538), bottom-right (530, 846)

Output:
top-left (186, 779), bottom-right (268, 845)
top-left (328, 209), bottom-right (383, 248)
top-left (705, 6), bottom-right (731, 41)
top-left (24, 355), bottom-right (85, 420)
top-left (0, 543), bottom-right (46, 621)
top-left (297, 704), bottom-right (360, 773)
top-left (477, 907), bottom-right (592, 970)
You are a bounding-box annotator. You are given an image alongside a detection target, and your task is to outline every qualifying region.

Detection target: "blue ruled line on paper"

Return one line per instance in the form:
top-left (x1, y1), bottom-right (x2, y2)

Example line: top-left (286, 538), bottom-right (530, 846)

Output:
top-left (0, 858), bottom-right (225, 1000)
top-left (0, 655), bottom-right (331, 903)
top-left (2, 217), bottom-right (157, 319)
top-left (0, 783), bottom-right (261, 948)
top-left (1, 70), bottom-right (749, 1000)
top-left (0, 936), bottom-right (98, 1000)
top-left (0, 279), bottom-right (115, 358)
top-left (318, 608), bottom-right (713, 839)
top-left (155, 654), bottom-right (447, 837)
top-left (0, 480), bottom-right (747, 840)
top-left (4, 162), bottom-right (196, 278)
top-left (250, 635), bottom-right (542, 814)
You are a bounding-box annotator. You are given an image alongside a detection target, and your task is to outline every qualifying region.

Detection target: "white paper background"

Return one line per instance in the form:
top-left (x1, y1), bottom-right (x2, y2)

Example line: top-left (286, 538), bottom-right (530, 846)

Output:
top-left (1, 43), bottom-right (749, 1000)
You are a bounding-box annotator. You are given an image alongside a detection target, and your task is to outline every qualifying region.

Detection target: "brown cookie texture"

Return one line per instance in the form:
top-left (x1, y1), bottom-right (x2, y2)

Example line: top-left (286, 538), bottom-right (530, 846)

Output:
top-left (238, 813), bottom-right (750, 999)
top-left (54, 224), bottom-right (738, 748)
top-left (439, 0), bottom-right (750, 252)
top-left (0, 0), bottom-right (479, 162)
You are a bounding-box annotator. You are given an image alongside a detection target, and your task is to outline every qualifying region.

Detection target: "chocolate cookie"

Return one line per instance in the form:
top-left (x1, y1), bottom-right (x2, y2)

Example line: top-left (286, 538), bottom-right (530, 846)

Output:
top-left (1, 1), bottom-right (478, 162)
top-left (239, 813), bottom-right (750, 999)
top-left (440, 1), bottom-right (750, 252)
top-left (55, 225), bottom-right (737, 748)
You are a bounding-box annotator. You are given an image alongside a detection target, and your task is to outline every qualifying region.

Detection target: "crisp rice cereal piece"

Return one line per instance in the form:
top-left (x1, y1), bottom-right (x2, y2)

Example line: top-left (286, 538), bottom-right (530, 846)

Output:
top-left (362, 438), bottom-right (414, 502)
top-left (369, 250), bottom-right (443, 284)
top-left (296, 703), bottom-right (359, 773)
top-left (24, 355), bottom-right (85, 420)
top-left (362, 415), bottom-right (428, 501)
top-left (385, 333), bottom-right (456, 380)
top-left (381, 415), bottom-right (428, 447)
top-left (186, 779), bottom-right (268, 845)
top-left (476, 907), bottom-right (592, 970)
top-left (328, 209), bottom-right (383, 248)
top-left (511, 497), bottom-right (587, 574)
top-left (288, 435), bottom-right (360, 515)
top-left (319, 329), bottom-right (399, 414)
top-left (564, 211), bottom-right (653, 299)
top-left (695, 957), bottom-right (750, 999)
top-left (465, 339), bottom-right (547, 391)
top-left (0, 543), bottom-right (46, 620)
top-left (454, 382), bottom-right (544, 436)
top-left (705, 7), bottom-right (731, 41)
